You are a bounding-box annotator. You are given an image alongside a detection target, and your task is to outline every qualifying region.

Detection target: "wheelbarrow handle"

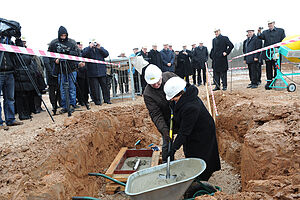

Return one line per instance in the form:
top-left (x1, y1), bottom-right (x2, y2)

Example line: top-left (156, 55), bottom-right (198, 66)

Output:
top-left (88, 173), bottom-right (126, 186)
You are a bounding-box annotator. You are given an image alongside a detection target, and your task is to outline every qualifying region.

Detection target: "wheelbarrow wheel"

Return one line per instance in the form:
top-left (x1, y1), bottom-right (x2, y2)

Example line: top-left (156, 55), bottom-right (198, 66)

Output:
top-left (287, 83), bottom-right (296, 92)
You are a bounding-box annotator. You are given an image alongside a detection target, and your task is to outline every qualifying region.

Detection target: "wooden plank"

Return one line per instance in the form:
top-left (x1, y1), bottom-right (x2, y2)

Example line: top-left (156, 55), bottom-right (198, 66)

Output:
top-left (105, 147), bottom-right (128, 178)
top-left (151, 150), bottom-right (161, 167)
top-left (105, 183), bottom-right (125, 194)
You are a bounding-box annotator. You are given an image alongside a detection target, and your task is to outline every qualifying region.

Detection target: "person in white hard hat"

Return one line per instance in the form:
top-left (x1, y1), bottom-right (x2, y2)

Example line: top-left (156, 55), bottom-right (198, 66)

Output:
top-left (164, 76), bottom-right (220, 182)
top-left (143, 64), bottom-right (177, 163)
top-left (243, 28), bottom-right (262, 89)
top-left (257, 20), bottom-right (285, 89)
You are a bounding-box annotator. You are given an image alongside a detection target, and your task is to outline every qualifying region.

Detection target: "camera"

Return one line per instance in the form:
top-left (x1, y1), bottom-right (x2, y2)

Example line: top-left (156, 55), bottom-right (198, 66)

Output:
top-left (56, 43), bottom-right (70, 53)
top-left (259, 27), bottom-right (264, 30)
top-left (0, 18), bottom-right (21, 38)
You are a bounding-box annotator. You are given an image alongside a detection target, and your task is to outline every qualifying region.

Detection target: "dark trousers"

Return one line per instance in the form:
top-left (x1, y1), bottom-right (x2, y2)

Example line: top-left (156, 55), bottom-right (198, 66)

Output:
top-left (77, 77), bottom-right (89, 104)
top-left (193, 68), bottom-right (206, 85)
top-left (265, 60), bottom-right (277, 82)
top-left (257, 63), bottom-right (262, 83)
top-left (89, 76), bottom-right (110, 104)
top-left (215, 71), bottom-right (227, 89)
top-left (248, 62), bottom-right (259, 85)
top-left (15, 91), bottom-right (33, 118)
top-left (49, 84), bottom-right (61, 110)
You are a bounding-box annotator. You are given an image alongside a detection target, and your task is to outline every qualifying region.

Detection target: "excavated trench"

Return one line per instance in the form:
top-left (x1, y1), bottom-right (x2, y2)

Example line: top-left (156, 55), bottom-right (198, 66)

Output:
top-left (0, 89), bottom-right (299, 200)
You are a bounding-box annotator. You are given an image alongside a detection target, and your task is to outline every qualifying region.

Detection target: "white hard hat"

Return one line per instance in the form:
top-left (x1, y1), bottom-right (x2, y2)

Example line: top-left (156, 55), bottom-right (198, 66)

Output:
top-left (267, 19), bottom-right (275, 24)
top-left (164, 77), bottom-right (186, 100)
top-left (246, 28), bottom-right (255, 32)
top-left (144, 64), bottom-right (162, 84)
top-left (214, 28), bottom-right (220, 32)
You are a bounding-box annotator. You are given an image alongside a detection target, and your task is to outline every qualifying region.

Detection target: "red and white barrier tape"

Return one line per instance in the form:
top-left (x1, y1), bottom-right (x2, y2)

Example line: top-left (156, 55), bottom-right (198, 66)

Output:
top-left (208, 66), bottom-right (248, 72)
top-left (229, 36), bottom-right (300, 62)
top-left (0, 43), bottom-right (120, 66)
top-left (205, 63), bottom-right (219, 117)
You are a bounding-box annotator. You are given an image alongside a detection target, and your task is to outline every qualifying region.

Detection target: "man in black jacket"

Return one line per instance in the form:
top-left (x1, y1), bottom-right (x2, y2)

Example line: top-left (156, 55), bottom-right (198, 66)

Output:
top-left (148, 45), bottom-right (163, 69)
top-left (48, 26), bottom-right (80, 114)
top-left (257, 20), bottom-right (285, 89)
top-left (175, 45), bottom-right (193, 83)
top-left (243, 28), bottom-right (263, 88)
top-left (192, 42), bottom-right (208, 86)
top-left (164, 76), bottom-right (220, 181)
top-left (143, 64), bottom-right (177, 163)
top-left (210, 29), bottom-right (234, 91)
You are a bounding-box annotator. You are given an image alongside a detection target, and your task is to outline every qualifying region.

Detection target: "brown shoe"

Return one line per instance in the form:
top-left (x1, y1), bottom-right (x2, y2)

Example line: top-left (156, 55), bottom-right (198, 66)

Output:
top-left (0, 126), bottom-right (9, 131)
top-left (7, 121), bottom-right (24, 126)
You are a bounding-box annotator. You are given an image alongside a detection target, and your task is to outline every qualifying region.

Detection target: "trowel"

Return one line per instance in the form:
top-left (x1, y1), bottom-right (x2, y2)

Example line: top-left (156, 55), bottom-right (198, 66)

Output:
top-left (159, 108), bottom-right (177, 180)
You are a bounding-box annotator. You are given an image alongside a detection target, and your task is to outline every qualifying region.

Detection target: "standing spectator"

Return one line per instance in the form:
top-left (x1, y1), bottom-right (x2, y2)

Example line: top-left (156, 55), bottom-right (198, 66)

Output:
top-left (257, 20), bottom-right (285, 90)
top-left (160, 43), bottom-right (175, 72)
top-left (175, 45), bottom-right (193, 83)
top-left (192, 42), bottom-right (209, 86)
top-left (0, 36), bottom-right (23, 129)
top-left (139, 46), bottom-right (149, 93)
top-left (148, 44), bottom-right (163, 69)
top-left (243, 28), bottom-right (263, 89)
top-left (210, 28), bottom-right (234, 91)
top-left (82, 40), bottom-right (111, 105)
top-left (76, 41), bottom-right (89, 106)
top-left (48, 26), bottom-right (80, 114)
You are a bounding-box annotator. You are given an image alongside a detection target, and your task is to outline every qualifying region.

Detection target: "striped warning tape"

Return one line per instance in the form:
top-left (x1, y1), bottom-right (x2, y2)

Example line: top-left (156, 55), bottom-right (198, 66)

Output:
top-left (0, 43), bottom-right (120, 66)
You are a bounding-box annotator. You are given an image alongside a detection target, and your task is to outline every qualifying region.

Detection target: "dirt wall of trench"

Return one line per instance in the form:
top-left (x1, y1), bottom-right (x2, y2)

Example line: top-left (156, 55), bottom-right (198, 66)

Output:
top-left (0, 104), bottom-right (160, 200)
top-left (214, 91), bottom-right (300, 199)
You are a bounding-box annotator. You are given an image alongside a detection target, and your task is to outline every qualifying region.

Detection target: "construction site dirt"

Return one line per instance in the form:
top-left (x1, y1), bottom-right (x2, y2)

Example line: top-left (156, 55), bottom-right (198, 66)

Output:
top-left (0, 64), bottom-right (299, 200)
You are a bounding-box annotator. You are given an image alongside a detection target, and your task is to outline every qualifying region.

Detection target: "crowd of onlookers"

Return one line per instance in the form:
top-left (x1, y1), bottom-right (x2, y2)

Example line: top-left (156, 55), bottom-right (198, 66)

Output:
top-left (0, 20), bottom-right (285, 130)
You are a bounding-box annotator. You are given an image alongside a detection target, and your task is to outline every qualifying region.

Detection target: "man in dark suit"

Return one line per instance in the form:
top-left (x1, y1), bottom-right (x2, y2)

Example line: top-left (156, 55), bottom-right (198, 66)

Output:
top-left (243, 28), bottom-right (263, 88)
top-left (192, 42), bottom-right (208, 86)
top-left (175, 45), bottom-right (193, 83)
top-left (257, 20), bottom-right (285, 90)
top-left (210, 28), bottom-right (234, 91)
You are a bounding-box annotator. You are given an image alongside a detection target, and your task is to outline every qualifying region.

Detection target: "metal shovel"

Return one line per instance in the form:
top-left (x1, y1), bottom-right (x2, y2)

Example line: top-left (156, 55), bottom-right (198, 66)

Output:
top-left (159, 108), bottom-right (177, 180)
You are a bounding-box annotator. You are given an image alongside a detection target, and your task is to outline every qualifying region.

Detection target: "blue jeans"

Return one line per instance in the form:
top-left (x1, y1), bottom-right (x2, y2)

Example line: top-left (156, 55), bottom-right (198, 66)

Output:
top-left (0, 72), bottom-right (16, 125)
top-left (58, 71), bottom-right (77, 109)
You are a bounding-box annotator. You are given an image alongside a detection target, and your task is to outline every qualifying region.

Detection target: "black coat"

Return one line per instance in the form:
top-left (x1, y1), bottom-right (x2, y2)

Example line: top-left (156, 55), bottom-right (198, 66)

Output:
top-left (243, 35), bottom-right (263, 64)
top-left (192, 46), bottom-right (208, 69)
top-left (172, 84), bottom-right (221, 178)
top-left (175, 50), bottom-right (193, 78)
top-left (148, 49), bottom-right (163, 69)
top-left (143, 72), bottom-right (177, 140)
top-left (210, 34), bottom-right (234, 72)
top-left (257, 27), bottom-right (285, 60)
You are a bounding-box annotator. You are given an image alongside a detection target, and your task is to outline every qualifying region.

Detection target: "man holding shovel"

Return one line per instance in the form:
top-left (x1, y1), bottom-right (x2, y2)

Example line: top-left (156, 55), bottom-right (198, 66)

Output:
top-left (143, 64), bottom-right (177, 163)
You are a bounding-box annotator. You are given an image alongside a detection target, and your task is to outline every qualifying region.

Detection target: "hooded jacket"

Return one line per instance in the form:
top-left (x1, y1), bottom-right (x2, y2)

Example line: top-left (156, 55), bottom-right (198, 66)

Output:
top-left (48, 26), bottom-right (79, 75)
top-left (172, 84), bottom-right (221, 180)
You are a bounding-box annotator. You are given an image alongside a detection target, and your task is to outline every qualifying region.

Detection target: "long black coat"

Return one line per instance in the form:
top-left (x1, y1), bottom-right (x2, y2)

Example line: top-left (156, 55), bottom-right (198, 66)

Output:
top-left (210, 34), bottom-right (234, 72)
top-left (148, 49), bottom-right (163, 69)
top-left (257, 27), bottom-right (285, 60)
top-left (172, 84), bottom-right (221, 180)
top-left (243, 35), bottom-right (263, 64)
top-left (192, 46), bottom-right (208, 69)
top-left (175, 50), bottom-right (193, 78)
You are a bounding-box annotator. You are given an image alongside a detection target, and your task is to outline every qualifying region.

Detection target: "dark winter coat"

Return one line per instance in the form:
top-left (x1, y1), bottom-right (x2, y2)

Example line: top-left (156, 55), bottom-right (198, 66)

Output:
top-left (143, 72), bottom-right (177, 140)
top-left (172, 84), bottom-right (221, 178)
top-left (43, 57), bottom-right (57, 86)
top-left (48, 26), bottom-right (79, 75)
top-left (77, 50), bottom-right (88, 79)
top-left (14, 54), bottom-right (36, 92)
top-left (192, 46), bottom-right (208, 69)
top-left (82, 46), bottom-right (109, 78)
top-left (160, 49), bottom-right (175, 72)
top-left (210, 34), bottom-right (234, 72)
top-left (148, 49), bottom-right (163, 69)
top-left (175, 50), bottom-right (193, 78)
top-left (0, 37), bottom-right (21, 72)
top-left (243, 35), bottom-right (263, 64)
top-left (257, 27), bottom-right (285, 60)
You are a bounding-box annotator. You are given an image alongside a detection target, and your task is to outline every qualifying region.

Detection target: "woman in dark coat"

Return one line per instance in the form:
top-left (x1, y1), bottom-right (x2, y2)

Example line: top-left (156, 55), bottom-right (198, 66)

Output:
top-left (164, 77), bottom-right (221, 181)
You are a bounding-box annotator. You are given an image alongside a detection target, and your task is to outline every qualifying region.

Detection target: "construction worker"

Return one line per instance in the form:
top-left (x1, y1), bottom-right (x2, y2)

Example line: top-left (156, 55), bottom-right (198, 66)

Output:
top-left (143, 64), bottom-right (177, 163)
top-left (164, 76), bottom-right (221, 181)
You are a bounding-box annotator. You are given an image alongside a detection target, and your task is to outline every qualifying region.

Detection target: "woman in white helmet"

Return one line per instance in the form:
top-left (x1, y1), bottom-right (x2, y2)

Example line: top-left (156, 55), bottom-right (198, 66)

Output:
top-left (164, 77), bottom-right (221, 182)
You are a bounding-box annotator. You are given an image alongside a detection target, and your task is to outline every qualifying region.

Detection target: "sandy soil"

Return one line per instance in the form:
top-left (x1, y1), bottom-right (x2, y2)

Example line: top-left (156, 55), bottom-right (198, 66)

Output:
top-left (0, 64), bottom-right (299, 200)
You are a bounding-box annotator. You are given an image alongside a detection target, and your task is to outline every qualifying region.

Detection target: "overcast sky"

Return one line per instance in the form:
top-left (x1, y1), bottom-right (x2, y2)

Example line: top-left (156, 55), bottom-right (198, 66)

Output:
top-left (1, 0), bottom-right (299, 58)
